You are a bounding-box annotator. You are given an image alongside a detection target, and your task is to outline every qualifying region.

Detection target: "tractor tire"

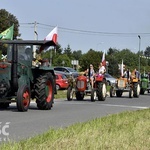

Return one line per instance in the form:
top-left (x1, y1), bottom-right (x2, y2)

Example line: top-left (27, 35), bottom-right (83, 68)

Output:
top-left (75, 91), bottom-right (84, 100)
top-left (116, 90), bottom-right (122, 97)
top-left (0, 103), bottom-right (10, 109)
top-left (35, 72), bottom-right (54, 110)
top-left (17, 85), bottom-right (31, 112)
top-left (129, 88), bottom-right (133, 98)
top-left (140, 88), bottom-right (145, 95)
top-left (91, 88), bottom-right (96, 102)
top-left (67, 86), bottom-right (73, 101)
top-left (133, 83), bottom-right (140, 97)
top-left (110, 86), bottom-right (115, 97)
top-left (97, 82), bottom-right (107, 101)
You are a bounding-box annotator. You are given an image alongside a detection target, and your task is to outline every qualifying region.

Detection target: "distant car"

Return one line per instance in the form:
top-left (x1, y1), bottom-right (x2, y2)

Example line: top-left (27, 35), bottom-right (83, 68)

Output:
top-left (55, 73), bottom-right (69, 90)
top-left (54, 66), bottom-right (79, 78)
top-left (54, 70), bottom-right (71, 78)
top-left (104, 73), bottom-right (116, 85)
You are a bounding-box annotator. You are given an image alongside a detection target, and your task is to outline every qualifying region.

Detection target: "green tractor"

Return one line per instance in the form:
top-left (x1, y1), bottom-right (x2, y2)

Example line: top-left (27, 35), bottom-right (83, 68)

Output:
top-left (140, 73), bottom-right (150, 94)
top-left (0, 40), bottom-right (57, 111)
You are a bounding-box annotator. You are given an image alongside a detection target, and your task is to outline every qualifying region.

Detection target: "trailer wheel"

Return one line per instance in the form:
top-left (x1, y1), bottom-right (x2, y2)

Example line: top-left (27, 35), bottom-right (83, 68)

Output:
top-left (17, 85), bottom-right (30, 112)
top-left (35, 72), bottom-right (54, 110)
top-left (67, 86), bottom-right (73, 101)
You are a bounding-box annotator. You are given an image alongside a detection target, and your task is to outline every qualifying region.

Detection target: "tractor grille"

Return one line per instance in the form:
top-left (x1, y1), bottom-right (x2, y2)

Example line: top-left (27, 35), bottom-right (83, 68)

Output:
top-left (141, 82), bottom-right (147, 88)
top-left (118, 79), bottom-right (125, 88)
top-left (77, 80), bottom-right (85, 89)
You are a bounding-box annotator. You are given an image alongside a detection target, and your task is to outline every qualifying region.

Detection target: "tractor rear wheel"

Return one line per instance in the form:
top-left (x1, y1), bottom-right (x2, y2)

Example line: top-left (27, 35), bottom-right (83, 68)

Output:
top-left (17, 85), bottom-right (30, 112)
top-left (97, 82), bottom-right (107, 101)
top-left (35, 72), bottom-right (54, 110)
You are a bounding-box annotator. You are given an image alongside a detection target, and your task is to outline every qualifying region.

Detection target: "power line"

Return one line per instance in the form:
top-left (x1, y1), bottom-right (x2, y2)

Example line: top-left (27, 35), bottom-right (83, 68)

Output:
top-left (19, 22), bottom-right (150, 37)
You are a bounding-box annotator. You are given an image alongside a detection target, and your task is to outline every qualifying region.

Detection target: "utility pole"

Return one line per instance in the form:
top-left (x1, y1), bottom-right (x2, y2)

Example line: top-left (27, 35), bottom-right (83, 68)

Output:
top-left (34, 21), bottom-right (38, 40)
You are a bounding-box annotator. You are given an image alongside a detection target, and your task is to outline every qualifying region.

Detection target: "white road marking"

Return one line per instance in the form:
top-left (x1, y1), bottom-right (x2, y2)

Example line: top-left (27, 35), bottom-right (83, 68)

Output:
top-left (99, 104), bottom-right (149, 109)
top-left (54, 101), bottom-right (149, 109)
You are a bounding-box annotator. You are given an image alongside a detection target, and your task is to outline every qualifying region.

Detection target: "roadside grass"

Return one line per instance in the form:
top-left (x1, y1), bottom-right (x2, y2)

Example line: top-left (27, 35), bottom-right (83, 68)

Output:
top-left (54, 90), bottom-right (67, 99)
top-left (0, 108), bottom-right (150, 150)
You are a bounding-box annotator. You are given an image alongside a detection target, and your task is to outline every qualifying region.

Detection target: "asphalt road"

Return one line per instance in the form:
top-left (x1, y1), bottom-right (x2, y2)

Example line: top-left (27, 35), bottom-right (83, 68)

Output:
top-left (0, 92), bottom-right (149, 143)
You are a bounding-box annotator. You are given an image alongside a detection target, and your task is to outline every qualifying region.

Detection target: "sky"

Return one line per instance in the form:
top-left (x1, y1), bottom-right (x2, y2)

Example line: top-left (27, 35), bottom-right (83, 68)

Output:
top-left (1, 0), bottom-right (150, 54)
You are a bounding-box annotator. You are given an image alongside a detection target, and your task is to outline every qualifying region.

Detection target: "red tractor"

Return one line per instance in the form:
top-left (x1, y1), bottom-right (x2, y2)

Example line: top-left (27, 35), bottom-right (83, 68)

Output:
top-left (67, 73), bottom-right (107, 102)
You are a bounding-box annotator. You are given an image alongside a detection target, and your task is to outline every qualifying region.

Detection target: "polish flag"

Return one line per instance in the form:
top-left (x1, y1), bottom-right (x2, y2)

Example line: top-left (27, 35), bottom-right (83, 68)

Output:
top-left (44, 26), bottom-right (58, 44)
top-left (102, 51), bottom-right (106, 66)
top-left (121, 59), bottom-right (124, 77)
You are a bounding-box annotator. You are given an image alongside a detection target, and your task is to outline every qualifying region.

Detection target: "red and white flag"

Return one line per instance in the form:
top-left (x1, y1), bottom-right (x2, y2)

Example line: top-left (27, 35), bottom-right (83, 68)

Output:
top-left (44, 26), bottom-right (58, 44)
top-left (102, 51), bottom-right (106, 66)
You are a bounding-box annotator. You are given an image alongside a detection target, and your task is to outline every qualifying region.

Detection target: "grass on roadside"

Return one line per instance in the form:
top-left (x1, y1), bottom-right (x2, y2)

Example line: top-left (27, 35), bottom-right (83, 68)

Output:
top-left (0, 108), bottom-right (150, 150)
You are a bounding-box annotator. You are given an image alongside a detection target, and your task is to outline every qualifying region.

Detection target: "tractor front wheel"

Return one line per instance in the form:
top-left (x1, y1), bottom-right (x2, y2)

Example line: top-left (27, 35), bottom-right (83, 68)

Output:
top-left (97, 82), bottom-right (107, 101)
top-left (67, 86), bottom-right (73, 101)
top-left (91, 88), bottom-right (96, 102)
top-left (133, 83), bottom-right (140, 97)
top-left (75, 91), bottom-right (84, 100)
top-left (17, 85), bottom-right (31, 112)
top-left (35, 73), bottom-right (54, 110)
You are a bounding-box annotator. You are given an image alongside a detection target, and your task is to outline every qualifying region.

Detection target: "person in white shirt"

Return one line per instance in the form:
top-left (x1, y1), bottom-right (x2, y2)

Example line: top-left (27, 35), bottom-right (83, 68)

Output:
top-left (123, 68), bottom-right (131, 79)
top-left (98, 62), bottom-right (106, 75)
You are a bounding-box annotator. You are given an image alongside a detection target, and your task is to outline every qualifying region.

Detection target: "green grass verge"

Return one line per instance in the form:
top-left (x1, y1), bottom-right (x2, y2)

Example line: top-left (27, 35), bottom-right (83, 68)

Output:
top-left (0, 108), bottom-right (150, 150)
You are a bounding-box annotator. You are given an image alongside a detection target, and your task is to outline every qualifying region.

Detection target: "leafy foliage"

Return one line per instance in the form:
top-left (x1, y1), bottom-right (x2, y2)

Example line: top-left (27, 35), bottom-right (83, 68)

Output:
top-left (0, 9), bottom-right (20, 39)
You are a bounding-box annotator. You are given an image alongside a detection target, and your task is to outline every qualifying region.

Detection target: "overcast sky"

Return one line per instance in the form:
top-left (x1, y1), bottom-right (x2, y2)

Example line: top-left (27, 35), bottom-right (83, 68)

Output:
top-left (1, 0), bottom-right (150, 53)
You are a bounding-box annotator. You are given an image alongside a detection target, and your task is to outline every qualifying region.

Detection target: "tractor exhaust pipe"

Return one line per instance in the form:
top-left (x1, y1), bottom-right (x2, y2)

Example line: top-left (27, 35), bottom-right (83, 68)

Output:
top-left (11, 44), bottom-right (18, 91)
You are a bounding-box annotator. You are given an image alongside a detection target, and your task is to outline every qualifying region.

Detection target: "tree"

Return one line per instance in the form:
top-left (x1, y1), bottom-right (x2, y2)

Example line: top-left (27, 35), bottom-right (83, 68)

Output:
top-left (63, 44), bottom-right (72, 58)
top-left (79, 49), bottom-right (102, 71)
top-left (72, 50), bottom-right (82, 60)
top-left (53, 54), bottom-right (71, 67)
top-left (144, 46), bottom-right (150, 57)
top-left (56, 43), bottom-right (63, 54)
top-left (0, 9), bottom-right (20, 39)
top-left (107, 47), bottom-right (119, 55)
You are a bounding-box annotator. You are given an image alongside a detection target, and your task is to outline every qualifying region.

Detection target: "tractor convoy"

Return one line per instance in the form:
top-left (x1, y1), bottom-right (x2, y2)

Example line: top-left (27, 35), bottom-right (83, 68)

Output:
top-left (0, 40), bottom-right (56, 111)
top-left (0, 40), bottom-right (149, 112)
